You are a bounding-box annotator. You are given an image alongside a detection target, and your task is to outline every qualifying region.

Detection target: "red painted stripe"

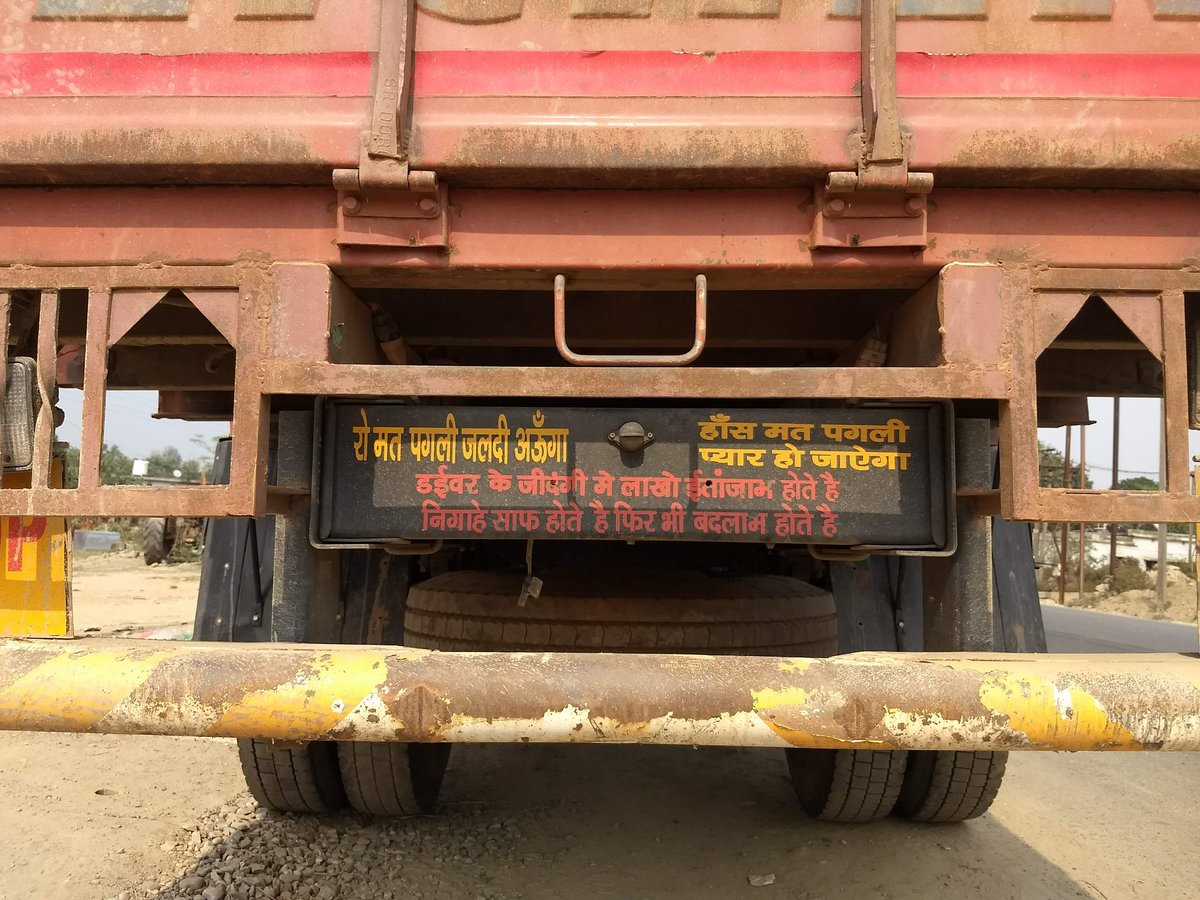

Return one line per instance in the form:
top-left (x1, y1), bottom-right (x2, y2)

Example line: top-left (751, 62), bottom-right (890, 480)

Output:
top-left (0, 52), bottom-right (371, 98)
top-left (1, 50), bottom-right (1197, 101)
top-left (413, 50), bottom-right (1200, 100)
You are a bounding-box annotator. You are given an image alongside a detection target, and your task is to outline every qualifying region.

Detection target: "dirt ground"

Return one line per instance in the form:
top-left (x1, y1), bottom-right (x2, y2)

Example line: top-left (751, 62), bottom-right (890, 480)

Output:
top-left (71, 552), bottom-right (201, 636)
top-left (1041, 565), bottom-right (1199, 624)
top-left (3, 554), bottom-right (1199, 900)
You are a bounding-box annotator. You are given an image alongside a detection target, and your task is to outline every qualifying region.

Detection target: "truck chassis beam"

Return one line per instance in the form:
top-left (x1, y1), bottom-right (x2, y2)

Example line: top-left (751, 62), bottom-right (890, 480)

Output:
top-left (1, 639), bottom-right (1198, 752)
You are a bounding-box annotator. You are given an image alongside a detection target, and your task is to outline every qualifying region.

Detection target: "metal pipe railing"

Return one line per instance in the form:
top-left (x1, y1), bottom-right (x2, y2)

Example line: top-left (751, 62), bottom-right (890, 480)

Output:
top-left (2, 639), bottom-right (1198, 751)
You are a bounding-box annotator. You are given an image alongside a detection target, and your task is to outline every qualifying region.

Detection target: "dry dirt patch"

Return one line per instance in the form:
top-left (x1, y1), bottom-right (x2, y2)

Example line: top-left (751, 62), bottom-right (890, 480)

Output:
top-left (71, 552), bottom-right (200, 636)
top-left (1042, 565), bottom-right (1199, 623)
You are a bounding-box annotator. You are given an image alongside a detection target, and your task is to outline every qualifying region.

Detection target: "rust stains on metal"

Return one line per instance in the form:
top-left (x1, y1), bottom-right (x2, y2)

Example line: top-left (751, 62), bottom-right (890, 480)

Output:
top-left (0, 124), bottom-right (338, 185)
top-left (436, 124), bottom-right (814, 190)
top-left (262, 359), bottom-right (1010, 401)
top-left (2, 639), bottom-right (1199, 752)
top-left (5, 261), bottom-right (1200, 526)
top-left (948, 132), bottom-right (1200, 190)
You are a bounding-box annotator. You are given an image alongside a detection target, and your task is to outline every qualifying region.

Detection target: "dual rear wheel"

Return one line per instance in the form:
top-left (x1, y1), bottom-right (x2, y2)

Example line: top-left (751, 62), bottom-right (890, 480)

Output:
top-left (790, 747), bottom-right (1007, 823)
top-left (238, 569), bottom-right (1004, 823)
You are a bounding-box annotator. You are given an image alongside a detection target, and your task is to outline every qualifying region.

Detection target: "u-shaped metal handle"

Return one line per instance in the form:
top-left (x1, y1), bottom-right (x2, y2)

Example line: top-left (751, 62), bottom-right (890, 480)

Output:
top-left (553, 274), bottom-right (707, 367)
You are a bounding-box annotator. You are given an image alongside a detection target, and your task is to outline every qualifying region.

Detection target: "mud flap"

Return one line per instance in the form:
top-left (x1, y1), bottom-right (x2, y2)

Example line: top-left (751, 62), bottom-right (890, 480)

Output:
top-left (991, 518), bottom-right (1047, 653)
top-left (194, 439), bottom-right (274, 642)
top-left (194, 430), bottom-right (415, 645)
top-left (832, 439), bottom-right (1046, 655)
top-left (831, 519), bottom-right (1045, 654)
top-left (0, 461), bottom-right (70, 637)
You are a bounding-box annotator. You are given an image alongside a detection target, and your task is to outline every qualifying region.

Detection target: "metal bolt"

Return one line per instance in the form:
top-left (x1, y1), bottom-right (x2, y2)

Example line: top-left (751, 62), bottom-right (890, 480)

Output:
top-left (825, 198), bottom-right (847, 217)
top-left (342, 195), bottom-right (362, 215)
top-left (903, 196), bottom-right (926, 216)
top-left (417, 197), bottom-right (438, 215)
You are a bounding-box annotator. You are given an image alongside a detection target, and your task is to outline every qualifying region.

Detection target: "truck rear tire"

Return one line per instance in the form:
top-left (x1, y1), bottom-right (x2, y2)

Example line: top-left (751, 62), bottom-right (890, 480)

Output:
top-left (335, 563), bottom-right (458, 817)
top-left (402, 568), bottom-right (839, 655)
top-left (787, 748), bottom-right (907, 823)
top-left (142, 517), bottom-right (177, 565)
top-left (893, 750), bottom-right (1007, 822)
top-left (237, 738), bottom-right (347, 813)
top-left (402, 567), bottom-right (839, 816)
top-left (338, 742), bottom-right (452, 816)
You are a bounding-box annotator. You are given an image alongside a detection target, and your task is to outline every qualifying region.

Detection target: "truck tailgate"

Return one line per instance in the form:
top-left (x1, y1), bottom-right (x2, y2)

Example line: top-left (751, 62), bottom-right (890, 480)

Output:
top-left (0, 1), bottom-right (1197, 186)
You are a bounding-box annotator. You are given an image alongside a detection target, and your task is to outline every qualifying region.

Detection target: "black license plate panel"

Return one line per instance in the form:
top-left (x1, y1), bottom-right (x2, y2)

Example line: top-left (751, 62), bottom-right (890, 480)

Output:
top-left (318, 404), bottom-right (950, 550)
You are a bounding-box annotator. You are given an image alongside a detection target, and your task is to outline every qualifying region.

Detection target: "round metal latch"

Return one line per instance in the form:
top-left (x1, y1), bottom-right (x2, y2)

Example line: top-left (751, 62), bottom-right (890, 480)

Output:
top-left (608, 421), bottom-right (654, 453)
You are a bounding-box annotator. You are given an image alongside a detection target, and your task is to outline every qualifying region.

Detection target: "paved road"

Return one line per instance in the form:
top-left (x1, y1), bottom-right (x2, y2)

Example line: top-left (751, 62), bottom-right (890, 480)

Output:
top-left (1042, 603), bottom-right (1198, 653)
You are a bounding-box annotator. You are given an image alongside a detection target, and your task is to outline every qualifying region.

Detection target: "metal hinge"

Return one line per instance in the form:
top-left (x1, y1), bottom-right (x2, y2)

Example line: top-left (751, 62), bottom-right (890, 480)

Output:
top-left (333, 0), bottom-right (447, 247)
top-left (813, 0), bottom-right (932, 249)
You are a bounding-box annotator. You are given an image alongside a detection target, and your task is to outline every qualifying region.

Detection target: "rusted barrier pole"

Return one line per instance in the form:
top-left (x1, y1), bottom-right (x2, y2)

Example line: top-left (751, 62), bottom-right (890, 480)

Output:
top-left (2, 640), bottom-right (1199, 751)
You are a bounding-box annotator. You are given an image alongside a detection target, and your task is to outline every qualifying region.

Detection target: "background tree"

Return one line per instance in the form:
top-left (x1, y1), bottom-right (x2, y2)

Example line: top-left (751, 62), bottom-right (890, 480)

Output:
top-left (62, 444), bottom-right (137, 488)
top-left (1116, 475), bottom-right (1190, 533)
top-left (1039, 441), bottom-right (1092, 488)
top-left (1115, 475), bottom-right (1158, 492)
top-left (62, 443), bottom-right (212, 487)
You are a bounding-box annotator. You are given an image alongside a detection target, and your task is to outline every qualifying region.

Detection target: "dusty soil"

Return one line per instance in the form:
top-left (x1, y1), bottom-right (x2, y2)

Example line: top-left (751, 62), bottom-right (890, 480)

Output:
top-left (2, 554), bottom-right (1198, 900)
top-left (1041, 565), bottom-right (1199, 624)
top-left (72, 552), bottom-right (201, 636)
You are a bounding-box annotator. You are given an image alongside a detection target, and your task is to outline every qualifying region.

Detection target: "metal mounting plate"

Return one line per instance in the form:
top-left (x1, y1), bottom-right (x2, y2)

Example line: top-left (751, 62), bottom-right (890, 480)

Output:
top-left (810, 184), bottom-right (928, 249)
top-left (335, 184), bottom-right (450, 249)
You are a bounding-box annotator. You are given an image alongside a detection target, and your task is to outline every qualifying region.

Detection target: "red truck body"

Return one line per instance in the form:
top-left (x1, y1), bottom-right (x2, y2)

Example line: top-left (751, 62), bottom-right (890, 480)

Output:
top-left (2, 1), bottom-right (1200, 188)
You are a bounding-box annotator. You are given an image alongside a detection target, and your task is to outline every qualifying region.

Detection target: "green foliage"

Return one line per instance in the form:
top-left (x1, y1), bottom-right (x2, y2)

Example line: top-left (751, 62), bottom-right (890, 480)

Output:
top-left (1116, 476), bottom-right (1159, 492)
top-left (146, 446), bottom-right (184, 478)
top-left (101, 444), bottom-right (136, 484)
top-left (1111, 557), bottom-right (1152, 593)
top-left (1039, 441), bottom-right (1092, 488)
top-left (61, 443), bottom-right (212, 487)
top-left (61, 444), bottom-right (137, 488)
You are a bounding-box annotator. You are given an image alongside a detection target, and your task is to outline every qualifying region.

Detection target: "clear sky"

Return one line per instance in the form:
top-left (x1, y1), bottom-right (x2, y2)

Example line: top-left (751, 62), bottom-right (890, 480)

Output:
top-left (1038, 396), bottom-right (1200, 485)
top-left (57, 390), bottom-right (229, 463)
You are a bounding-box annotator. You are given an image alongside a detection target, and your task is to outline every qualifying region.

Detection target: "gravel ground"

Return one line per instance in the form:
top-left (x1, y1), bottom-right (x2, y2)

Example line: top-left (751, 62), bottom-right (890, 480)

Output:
top-left (130, 794), bottom-right (533, 900)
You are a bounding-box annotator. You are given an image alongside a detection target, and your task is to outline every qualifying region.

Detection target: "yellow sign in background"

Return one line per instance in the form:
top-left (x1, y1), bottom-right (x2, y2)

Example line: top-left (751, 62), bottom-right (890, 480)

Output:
top-left (1, 460), bottom-right (70, 637)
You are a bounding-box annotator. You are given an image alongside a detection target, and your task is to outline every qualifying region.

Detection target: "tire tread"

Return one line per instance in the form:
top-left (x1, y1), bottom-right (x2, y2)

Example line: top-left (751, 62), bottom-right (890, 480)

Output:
top-left (238, 738), bottom-right (346, 813)
top-left (404, 570), bottom-right (838, 656)
top-left (894, 751), bottom-right (1008, 823)
top-left (789, 749), bottom-right (908, 823)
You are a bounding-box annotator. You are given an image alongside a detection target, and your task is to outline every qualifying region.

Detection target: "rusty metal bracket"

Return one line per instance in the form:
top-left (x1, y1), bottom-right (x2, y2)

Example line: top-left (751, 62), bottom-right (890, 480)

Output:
top-left (0, 267), bottom-right (277, 519)
top-left (335, 183), bottom-right (450, 248)
top-left (837, 0), bottom-right (932, 194)
top-left (332, 0), bottom-right (437, 194)
top-left (815, 0), bottom-right (932, 248)
top-left (810, 182), bottom-right (928, 249)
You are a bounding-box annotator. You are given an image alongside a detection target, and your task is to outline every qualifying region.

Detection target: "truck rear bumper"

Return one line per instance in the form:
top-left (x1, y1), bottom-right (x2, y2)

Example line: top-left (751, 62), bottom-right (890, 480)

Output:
top-left (2, 638), bottom-right (1198, 752)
